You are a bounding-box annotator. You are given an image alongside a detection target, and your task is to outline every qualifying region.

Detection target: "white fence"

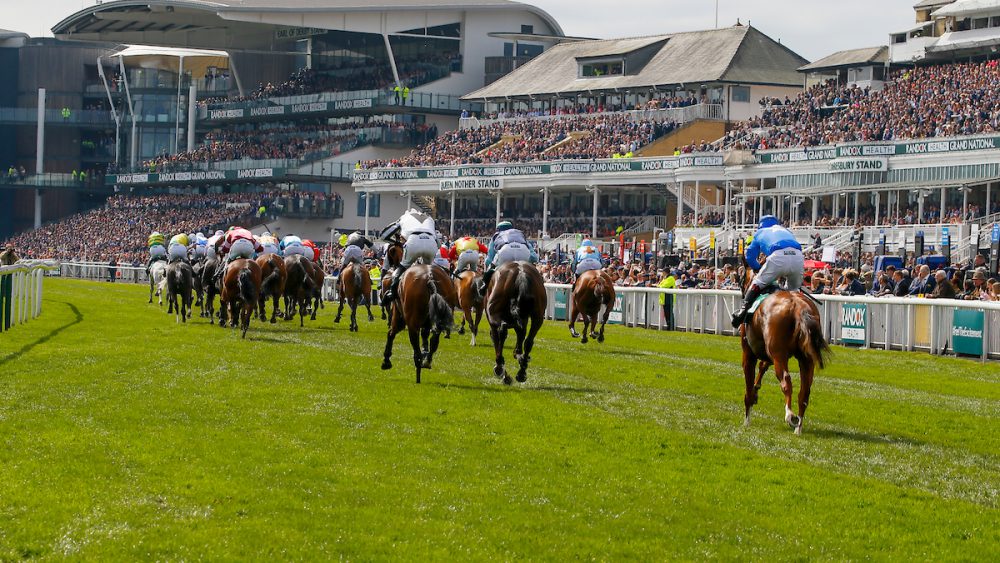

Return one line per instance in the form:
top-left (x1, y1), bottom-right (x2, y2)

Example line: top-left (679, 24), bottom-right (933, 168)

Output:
top-left (59, 262), bottom-right (149, 284)
top-left (543, 284), bottom-right (1000, 361)
top-left (0, 261), bottom-right (58, 333)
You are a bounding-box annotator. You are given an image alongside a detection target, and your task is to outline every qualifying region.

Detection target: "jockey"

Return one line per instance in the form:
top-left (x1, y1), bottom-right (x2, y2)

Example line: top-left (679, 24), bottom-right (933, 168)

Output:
top-left (342, 230), bottom-right (372, 267)
top-left (731, 215), bottom-right (804, 327)
top-left (147, 231), bottom-right (167, 269)
top-left (378, 221), bottom-right (403, 272)
top-left (432, 244), bottom-right (452, 270)
top-left (383, 209), bottom-right (437, 301)
top-left (281, 234), bottom-right (306, 258)
top-left (167, 233), bottom-right (190, 263)
top-left (450, 235), bottom-right (487, 274)
top-left (215, 226), bottom-right (263, 282)
top-left (302, 239), bottom-right (319, 262)
top-left (191, 232), bottom-right (208, 260)
top-left (571, 239), bottom-right (603, 289)
top-left (206, 230), bottom-right (225, 260)
top-left (480, 220), bottom-right (537, 294)
top-left (259, 232), bottom-right (280, 255)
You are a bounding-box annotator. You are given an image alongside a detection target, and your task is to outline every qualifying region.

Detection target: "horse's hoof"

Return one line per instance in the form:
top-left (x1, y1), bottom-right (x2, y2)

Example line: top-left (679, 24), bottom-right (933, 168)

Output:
top-left (381, 360), bottom-right (392, 370)
top-left (334, 316), bottom-right (341, 323)
top-left (569, 329), bottom-right (579, 338)
top-left (743, 415), bottom-right (751, 427)
top-left (515, 370), bottom-right (527, 383)
top-left (786, 413), bottom-right (801, 429)
top-left (494, 366), bottom-right (505, 379)
top-left (581, 337), bottom-right (588, 344)
top-left (502, 374), bottom-right (513, 385)
top-left (597, 333), bottom-right (605, 343)
top-left (270, 318), bottom-right (277, 324)
top-left (458, 327), bottom-right (465, 335)
top-left (794, 425), bottom-right (803, 436)
top-left (368, 316), bottom-right (374, 322)
top-left (421, 359), bottom-right (432, 369)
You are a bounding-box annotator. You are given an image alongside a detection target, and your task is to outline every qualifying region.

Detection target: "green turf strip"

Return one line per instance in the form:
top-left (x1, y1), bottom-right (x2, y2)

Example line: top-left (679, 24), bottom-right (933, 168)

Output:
top-left (0, 279), bottom-right (997, 559)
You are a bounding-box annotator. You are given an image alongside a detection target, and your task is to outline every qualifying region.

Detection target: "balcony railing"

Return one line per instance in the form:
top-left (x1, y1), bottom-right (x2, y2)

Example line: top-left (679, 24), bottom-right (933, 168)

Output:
top-left (458, 103), bottom-right (724, 130)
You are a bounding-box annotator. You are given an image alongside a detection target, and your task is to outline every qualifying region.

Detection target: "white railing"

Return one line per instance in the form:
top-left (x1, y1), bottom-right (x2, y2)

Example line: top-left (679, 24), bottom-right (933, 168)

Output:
top-left (459, 103), bottom-right (723, 130)
top-left (59, 262), bottom-right (150, 284)
top-left (0, 261), bottom-right (58, 333)
top-left (543, 284), bottom-right (1000, 361)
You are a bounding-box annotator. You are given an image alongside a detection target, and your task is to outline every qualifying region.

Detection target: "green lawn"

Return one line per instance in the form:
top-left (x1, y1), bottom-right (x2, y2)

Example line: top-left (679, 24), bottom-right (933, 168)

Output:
top-left (1, 278), bottom-right (997, 560)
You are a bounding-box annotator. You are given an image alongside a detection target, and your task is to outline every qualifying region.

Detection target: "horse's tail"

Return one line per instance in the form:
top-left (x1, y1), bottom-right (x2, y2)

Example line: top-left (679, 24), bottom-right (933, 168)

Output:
top-left (510, 267), bottom-right (533, 331)
top-left (351, 263), bottom-right (363, 293)
top-left (593, 274), bottom-right (612, 305)
top-left (238, 267), bottom-right (257, 305)
top-left (261, 257), bottom-right (282, 298)
top-left (427, 279), bottom-right (453, 334)
top-left (300, 261), bottom-right (316, 291)
top-left (796, 304), bottom-right (830, 370)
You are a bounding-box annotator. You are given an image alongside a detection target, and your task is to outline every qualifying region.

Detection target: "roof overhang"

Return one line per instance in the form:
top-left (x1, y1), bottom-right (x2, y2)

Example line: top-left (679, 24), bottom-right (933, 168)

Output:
top-left (52, 0), bottom-right (564, 52)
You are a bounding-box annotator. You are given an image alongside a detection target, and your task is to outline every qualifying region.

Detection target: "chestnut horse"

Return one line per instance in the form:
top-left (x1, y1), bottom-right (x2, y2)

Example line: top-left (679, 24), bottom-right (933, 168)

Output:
top-left (454, 270), bottom-right (484, 346)
top-left (485, 261), bottom-right (547, 385)
top-left (256, 253), bottom-right (287, 324)
top-left (283, 255), bottom-right (314, 327)
top-left (738, 259), bottom-right (829, 434)
top-left (381, 264), bottom-right (455, 383)
top-left (335, 262), bottom-right (375, 331)
top-left (568, 268), bottom-right (615, 344)
top-left (219, 258), bottom-right (262, 338)
top-left (380, 243), bottom-right (404, 321)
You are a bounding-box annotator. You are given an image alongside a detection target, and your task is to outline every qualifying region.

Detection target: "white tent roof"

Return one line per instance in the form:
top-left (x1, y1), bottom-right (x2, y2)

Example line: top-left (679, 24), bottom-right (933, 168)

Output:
top-left (111, 45), bottom-right (229, 74)
top-left (115, 45), bottom-right (230, 59)
top-left (933, 0), bottom-right (1000, 17)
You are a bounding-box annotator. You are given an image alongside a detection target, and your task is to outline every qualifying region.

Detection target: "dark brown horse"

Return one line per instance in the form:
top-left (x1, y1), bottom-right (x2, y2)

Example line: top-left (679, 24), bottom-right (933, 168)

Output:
top-left (256, 253), bottom-right (287, 324)
top-left (380, 243), bottom-right (404, 321)
top-left (454, 270), bottom-right (484, 346)
top-left (307, 259), bottom-right (325, 321)
top-left (335, 262), bottom-right (375, 331)
top-left (199, 257), bottom-right (222, 323)
top-left (569, 269), bottom-right (615, 344)
top-left (283, 255), bottom-right (314, 327)
top-left (219, 258), bottom-right (262, 338)
top-left (381, 264), bottom-right (455, 383)
top-left (164, 261), bottom-right (194, 323)
top-left (738, 260), bottom-right (829, 434)
top-left (485, 261), bottom-right (547, 385)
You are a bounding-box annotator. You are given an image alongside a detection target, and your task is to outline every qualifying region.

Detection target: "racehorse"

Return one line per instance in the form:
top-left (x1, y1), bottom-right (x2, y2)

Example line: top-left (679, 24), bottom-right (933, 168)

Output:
top-left (199, 257), bottom-right (223, 323)
top-left (335, 262), bottom-right (374, 332)
top-left (164, 261), bottom-right (194, 323)
top-left (454, 270), bottom-right (484, 346)
top-left (191, 255), bottom-right (206, 309)
top-left (256, 254), bottom-right (287, 324)
top-left (219, 258), bottom-right (262, 338)
top-left (485, 261), bottom-right (547, 385)
top-left (568, 269), bottom-right (615, 344)
top-left (307, 259), bottom-right (325, 320)
top-left (380, 243), bottom-right (404, 321)
top-left (283, 255), bottom-right (315, 327)
top-left (381, 264), bottom-right (455, 383)
top-left (738, 259), bottom-right (829, 434)
top-left (148, 261), bottom-right (167, 306)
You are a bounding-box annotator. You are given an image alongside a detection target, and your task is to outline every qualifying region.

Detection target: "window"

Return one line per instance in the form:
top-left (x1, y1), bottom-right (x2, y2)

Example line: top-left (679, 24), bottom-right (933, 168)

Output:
top-left (521, 24), bottom-right (534, 34)
top-left (504, 42), bottom-right (543, 58)
top-left (581, 60), bottom-right (624, 77)
top-left (731, 86), bottom-right (750, 103)
top-left (357, 192), bottom-right (380, 218)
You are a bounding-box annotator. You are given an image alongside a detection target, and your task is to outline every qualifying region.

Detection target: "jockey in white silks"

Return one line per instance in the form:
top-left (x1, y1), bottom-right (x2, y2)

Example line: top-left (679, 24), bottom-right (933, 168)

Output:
top-left (383, 209), bottom-right (437, 301)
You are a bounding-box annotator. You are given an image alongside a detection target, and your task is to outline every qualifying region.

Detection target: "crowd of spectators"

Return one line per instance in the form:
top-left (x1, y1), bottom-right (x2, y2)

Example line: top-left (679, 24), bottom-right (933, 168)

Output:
top-left (470, 95), bottom-right (702, 121)
top-left (361, 114), bottom-right (677, 168)
top-left (723, 60), bottom-right (1000, 150)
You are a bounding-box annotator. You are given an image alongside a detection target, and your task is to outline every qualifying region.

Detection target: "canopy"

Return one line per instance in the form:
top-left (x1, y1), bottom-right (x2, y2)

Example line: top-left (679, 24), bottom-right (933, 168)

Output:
top-left (112, 45), bottom-right (229, 76)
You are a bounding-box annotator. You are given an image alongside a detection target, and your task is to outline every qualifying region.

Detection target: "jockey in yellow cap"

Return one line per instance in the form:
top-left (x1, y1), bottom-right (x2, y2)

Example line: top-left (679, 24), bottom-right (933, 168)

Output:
top-left (168, 233), bottom-right (189, 263)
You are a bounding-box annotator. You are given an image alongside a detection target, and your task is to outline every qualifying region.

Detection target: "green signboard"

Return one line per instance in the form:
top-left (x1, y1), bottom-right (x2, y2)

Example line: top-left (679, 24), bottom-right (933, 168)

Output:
top-left (841, 303), bottom-right (867, 345)
top-left (951, 309), bottom-right (985, 356)
top-left (755, 135), bottom-right (1000, 164)
top-left (206, 98), bottom-right (375, 121)
top-left (106, 168), bottom-right (285, 186)
top-left (553, 288), bottom-right (569, 321)
top-left (608, 292), bottom-right (625, 325)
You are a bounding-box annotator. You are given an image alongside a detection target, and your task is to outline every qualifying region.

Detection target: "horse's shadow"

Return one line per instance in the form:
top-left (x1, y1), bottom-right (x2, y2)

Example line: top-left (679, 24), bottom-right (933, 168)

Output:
top-left (0, 301), bottom-right (83, 368)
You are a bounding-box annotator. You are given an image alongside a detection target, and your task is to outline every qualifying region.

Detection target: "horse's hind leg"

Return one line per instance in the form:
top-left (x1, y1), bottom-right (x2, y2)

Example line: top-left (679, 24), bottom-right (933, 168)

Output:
top-left (409, 327), bottom-right (424, 383)
top-left (335, 289), bottom-right (345, 323)
top-left (424, 329), bottom-right (442, 369)
top-left (795, 358), bottom-right (814, 435)
top-left (598, 302), bottom-right (612, 343)
top-left (270, 295), bottom-right (280, 323)
top-left (568, 299), bottom-right (580, 339)
top-left (350, 299), bottom-right (359, 332)
top-left (516, 318), bottom-right (542, 383)
top-left (381, 311), bottom-right (404, 371)
top-left (741, 339), bottom-right (758, 426)
top-left (471, 308), bottom-right (482, 347)
top-left (773, 356), bottom-right (798, 429)
top-left (491, 325), bottom-right (511, 384)
top-left (364, 294), bottom-right (374, 322)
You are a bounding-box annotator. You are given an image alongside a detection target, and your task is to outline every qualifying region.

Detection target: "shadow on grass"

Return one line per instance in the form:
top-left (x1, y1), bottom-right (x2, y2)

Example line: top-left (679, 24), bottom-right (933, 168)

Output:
top-left (0, 301), bottom-right (83, 368)
top-left (810, 426), bottom-right (925, 447)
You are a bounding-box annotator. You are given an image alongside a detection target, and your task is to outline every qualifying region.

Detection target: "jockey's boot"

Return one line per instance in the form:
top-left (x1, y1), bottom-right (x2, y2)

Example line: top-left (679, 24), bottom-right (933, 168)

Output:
top-left (213, 259), bottom-right (228, 286)
top-left (384, 265), bottom-right (404, 301)
top-left (732, 284), bottom-right (763, 328)
top-left (478, 267), bottom-right (495, 297)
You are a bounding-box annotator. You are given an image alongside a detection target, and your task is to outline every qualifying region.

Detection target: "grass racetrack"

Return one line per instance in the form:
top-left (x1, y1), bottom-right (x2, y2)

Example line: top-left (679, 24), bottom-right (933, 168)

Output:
top-left (1, 278), bottom-right (998, 559)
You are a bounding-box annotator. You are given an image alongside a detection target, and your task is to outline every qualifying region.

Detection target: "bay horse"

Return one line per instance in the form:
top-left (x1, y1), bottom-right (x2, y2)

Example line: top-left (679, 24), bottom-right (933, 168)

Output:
top-left (485, 261), bottom-right (547, 385)
top-left (219, 258), bottom-right (262, 338)
top-left (164, 261), bottom-right (194, 323)
top-left (148, 261), bottom-right (167, 306)
top-left (381, 264), bottom-right (455, 383)
top-left (199, 257), bottom-right (222, 323)
top-left (191, 255), bottom-right (206, 309)
top-left (738, 259), bottom-right (829, 434)
top-left (307, 259), bottom-right (325, 321)
top-left (256, 253), bottom-right (287, 324)
top-left (569, 269), bottom-right (615, 344)
top-left (283, 254), bottom-right (314, 327)
top-left (380, 243), bottom-right (404, 321)
top-left (454, 270), bottom-right (484, 346)
top-left (335, 262), bottom-right (374, 332)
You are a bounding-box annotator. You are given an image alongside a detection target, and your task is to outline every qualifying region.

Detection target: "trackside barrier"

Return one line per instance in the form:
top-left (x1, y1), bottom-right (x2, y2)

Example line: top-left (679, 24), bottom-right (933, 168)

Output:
top-left (0, 261), bottom-right (58, 333)
top-left (543, 284), bottom-right (1000, 361)
top-left (59, 262), bottom-right (149, 284)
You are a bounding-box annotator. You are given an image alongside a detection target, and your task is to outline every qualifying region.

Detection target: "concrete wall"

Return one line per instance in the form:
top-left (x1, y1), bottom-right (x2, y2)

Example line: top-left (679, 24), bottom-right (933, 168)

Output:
top-left (727, 84), bottom-right (804, 122)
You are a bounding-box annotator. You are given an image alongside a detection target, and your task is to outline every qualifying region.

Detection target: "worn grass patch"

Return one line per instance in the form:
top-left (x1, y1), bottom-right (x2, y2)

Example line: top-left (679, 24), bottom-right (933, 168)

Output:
top-left (0, 278), bottom-right (997, 559)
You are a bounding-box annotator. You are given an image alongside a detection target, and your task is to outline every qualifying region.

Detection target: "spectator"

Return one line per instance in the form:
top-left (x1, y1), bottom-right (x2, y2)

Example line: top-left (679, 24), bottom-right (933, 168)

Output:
top-left (929, 270), bottom-right (956, 299)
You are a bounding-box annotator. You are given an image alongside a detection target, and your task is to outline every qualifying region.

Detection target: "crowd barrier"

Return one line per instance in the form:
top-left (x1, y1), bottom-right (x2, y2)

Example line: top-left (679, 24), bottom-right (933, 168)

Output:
top-left (0, 261), bottom-right (58, 333)
top-left (542, 284), bottom-right (1000, 361)
top-left (52, 262), bottom-right (997, 360)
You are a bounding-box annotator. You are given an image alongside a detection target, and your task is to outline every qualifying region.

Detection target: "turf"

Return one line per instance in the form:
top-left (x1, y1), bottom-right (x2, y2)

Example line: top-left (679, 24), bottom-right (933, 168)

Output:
top-left (0, 278), bottom-right (997, 560)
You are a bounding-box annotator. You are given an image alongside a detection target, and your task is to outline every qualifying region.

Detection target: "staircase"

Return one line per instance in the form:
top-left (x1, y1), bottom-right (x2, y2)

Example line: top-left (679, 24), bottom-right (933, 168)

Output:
top-left (476, 135), bottom-right (518, 158)
top-left (413, 194), bottom-right (435, 215)
top-left (542, 131), bottom-right (590, 155)
top-left (636, 120), bottom-right (728, 157)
